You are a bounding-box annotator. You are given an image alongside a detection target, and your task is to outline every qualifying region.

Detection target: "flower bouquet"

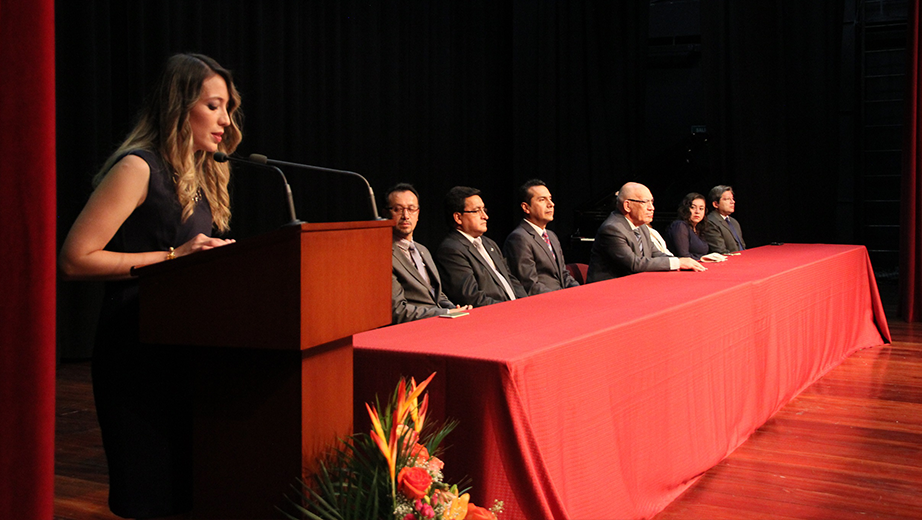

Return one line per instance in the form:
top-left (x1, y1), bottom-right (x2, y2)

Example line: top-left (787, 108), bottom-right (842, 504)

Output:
top-left (281, 372), bottom-right (502, 520)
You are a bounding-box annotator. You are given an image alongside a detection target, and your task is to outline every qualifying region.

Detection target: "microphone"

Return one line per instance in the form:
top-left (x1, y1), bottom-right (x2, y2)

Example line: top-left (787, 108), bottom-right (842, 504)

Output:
top-left (214, 152), bottom-right (301, 225)
top-left (247, 153), bottom-right (383, 220)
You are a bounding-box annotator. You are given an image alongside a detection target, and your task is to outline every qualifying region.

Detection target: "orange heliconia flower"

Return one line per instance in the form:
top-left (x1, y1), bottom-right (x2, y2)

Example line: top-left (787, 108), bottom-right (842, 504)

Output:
top-left (366, 372), bottom-right (437, 487)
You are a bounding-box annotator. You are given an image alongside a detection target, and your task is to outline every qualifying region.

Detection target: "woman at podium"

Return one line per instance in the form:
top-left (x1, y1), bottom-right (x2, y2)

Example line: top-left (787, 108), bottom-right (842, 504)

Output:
top-left (59, 53), bottom-right (243, 519)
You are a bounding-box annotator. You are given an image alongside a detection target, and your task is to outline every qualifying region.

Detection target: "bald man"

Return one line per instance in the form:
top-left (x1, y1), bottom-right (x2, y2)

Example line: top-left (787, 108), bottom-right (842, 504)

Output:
top-left (587, 182), bottom-right (705, 282)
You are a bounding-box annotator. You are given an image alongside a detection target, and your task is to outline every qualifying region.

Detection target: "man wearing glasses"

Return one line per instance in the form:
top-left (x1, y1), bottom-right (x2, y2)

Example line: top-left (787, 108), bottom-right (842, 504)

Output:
top-left (587, 182), bottom-right (706, 282)
top-left (436, 186), bottom-right (528, 307)
top-left (387, 183), bottom-right (469, 324)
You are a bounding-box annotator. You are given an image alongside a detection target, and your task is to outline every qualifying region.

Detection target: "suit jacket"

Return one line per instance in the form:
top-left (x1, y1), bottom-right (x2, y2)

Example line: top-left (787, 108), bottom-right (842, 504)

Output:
top-left (391, 241), bottom-right (455, 324)
top-left (503, 220), bottom-right (579, 295)
top-left (435, 230), bottom-right (527, 307)
top-left (703, 211), bottom-right (746, 254)
top-left (586, 212), bottom-right (672, 283)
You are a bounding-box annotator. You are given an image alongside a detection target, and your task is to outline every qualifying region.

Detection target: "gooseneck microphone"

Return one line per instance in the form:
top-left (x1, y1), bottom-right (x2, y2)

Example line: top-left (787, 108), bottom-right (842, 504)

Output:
top-left (247, 153), bottom-right (383, 221)
top-left (214, 152), bottom-right (301, 225)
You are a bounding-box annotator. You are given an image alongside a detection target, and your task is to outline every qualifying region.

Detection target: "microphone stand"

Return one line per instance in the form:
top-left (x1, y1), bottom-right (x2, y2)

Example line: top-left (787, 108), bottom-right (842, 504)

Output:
top-left (248, 154), bottom-right (383, 221)
top-left (214, 152), bottom-right (302, 225)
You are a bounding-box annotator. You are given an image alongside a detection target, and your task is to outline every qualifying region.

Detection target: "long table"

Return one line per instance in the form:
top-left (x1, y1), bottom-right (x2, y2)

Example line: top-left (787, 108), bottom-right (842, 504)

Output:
top-left (353, 244), bottom-right (890, 520)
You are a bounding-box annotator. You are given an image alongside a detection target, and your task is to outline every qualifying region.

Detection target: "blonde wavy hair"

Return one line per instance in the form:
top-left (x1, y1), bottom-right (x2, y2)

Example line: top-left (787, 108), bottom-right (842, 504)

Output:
top-left (94, 53), bottom-right (243, 232)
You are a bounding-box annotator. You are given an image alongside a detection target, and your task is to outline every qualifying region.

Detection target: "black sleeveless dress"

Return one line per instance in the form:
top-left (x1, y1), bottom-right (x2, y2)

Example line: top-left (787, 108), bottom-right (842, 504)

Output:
top-left (92, 149), bottom-right (213, 519)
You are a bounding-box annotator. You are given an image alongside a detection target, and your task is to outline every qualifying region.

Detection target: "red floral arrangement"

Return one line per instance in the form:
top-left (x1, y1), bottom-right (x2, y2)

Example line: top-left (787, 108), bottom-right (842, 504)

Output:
top-left (282, 373), bottom-right (502, 520)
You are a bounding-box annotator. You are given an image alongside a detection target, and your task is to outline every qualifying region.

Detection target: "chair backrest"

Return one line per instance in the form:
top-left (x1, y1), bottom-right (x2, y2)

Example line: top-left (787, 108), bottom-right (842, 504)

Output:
top-left (566, 263), bottom-right (589, 284)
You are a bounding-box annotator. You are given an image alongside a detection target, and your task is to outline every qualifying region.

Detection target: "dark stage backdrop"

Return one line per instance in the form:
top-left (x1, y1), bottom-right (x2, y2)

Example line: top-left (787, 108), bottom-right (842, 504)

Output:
top-left (55, 0), bottom-right (651, 356)
top-left (56, 1), bottom-right (648, 249)
top-left (57, 0), bottom-right (851, 356)
top-left (700, 0), bottom-right (846, 248)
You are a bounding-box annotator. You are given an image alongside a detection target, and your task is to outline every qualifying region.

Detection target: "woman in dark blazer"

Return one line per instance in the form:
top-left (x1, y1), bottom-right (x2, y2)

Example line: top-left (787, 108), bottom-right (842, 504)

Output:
top-left (664, 192), bottom-right (710, 260)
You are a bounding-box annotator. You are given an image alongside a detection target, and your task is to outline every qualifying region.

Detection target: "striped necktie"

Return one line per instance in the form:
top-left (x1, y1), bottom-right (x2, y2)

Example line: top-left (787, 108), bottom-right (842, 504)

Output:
top-left (542, 230), bottom-right (557, 261)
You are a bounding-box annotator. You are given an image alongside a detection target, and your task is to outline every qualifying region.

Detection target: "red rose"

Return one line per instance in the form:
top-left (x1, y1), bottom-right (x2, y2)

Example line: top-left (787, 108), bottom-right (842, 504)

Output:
top-left (397, 466), bottom-right (432, 499)
top-left (464, 503), bottom-right (496, 520)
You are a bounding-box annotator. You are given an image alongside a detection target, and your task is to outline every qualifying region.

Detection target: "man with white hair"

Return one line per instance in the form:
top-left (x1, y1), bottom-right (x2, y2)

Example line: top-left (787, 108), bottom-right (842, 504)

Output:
top-left (587, 182), bottom-right (706, 282)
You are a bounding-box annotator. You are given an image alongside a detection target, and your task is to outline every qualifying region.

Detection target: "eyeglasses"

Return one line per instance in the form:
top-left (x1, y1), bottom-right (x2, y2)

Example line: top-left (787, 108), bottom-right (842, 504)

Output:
top-left (460, 207), bottom-right (488, 216)
top-left (627, 198), bottom-right (654, 206)
top-left (387, 206), bottom-right (420, 215)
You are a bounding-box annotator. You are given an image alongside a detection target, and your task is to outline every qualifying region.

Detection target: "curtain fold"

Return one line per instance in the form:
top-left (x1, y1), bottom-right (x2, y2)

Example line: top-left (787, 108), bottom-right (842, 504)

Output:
top-left (0, 0), bottom-right (57, 518)
top-left (900, 0), bottom-right (922, 322)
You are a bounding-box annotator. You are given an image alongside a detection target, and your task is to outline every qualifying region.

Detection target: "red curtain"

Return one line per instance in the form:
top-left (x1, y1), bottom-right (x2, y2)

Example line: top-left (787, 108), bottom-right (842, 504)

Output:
top-left (902, 0), bottom-right (922, 322)
top-left (0, 0), bottom-right (57, 518)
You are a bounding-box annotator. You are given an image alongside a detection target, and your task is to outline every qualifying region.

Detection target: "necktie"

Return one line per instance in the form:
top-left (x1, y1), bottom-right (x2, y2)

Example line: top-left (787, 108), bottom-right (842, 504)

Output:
top-left (408, 243), bottom-right (435, 298)
top-left (542, 230), bottom-right (557, 261)
top-left (473, 237), bottom-right (516, 301)
top-left (726, 218), bottom-right (744, 250)
top-left (633, 229), bottom-right (645, 257)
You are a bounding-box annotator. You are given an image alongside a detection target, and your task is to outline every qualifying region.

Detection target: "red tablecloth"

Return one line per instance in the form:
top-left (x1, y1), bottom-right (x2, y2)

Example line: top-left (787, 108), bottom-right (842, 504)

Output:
top-left (354, 244), bottom-right (890, 520)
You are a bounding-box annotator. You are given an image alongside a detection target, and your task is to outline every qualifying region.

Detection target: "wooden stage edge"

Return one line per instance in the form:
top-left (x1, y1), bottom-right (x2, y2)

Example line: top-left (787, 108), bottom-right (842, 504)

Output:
top-left (55, 310), bottom-right (922, 520)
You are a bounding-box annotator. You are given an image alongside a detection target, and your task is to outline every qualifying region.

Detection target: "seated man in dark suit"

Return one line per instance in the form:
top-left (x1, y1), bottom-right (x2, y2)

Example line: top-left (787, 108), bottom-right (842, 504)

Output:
top-left (703, 184), bottom-right (746, 254)
top-left (387, 183), bottom-right (469, 324)
top-left (587, 182), bottom-right (706, 283)
top-left (436, 186), bottom-right (527, 307)
top-left (503, 179), bottom-right (579, 295)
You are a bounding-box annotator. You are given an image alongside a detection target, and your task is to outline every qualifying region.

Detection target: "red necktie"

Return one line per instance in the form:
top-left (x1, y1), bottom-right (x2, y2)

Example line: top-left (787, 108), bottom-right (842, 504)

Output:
top-left (542, 230), bottom-right (557, 261)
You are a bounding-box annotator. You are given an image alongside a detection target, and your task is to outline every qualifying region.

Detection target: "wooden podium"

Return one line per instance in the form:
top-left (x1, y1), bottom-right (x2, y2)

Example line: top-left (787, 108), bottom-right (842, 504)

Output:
top-left (135, 220), bottom-right (393, 519)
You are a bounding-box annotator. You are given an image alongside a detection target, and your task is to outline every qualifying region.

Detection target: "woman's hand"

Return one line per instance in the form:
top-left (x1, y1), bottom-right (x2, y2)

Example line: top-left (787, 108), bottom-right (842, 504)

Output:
top-left (171, 234), bottom-right (235, 258)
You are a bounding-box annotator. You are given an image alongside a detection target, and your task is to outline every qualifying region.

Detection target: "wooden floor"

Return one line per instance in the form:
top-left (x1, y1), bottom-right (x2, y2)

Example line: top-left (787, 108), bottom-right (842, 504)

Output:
top-left (55, 361), bottom-right (118, 520)
top-left (654, 317), bottom-right (922, 520)
top-left (55, 308), bottom-right (922, 520)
